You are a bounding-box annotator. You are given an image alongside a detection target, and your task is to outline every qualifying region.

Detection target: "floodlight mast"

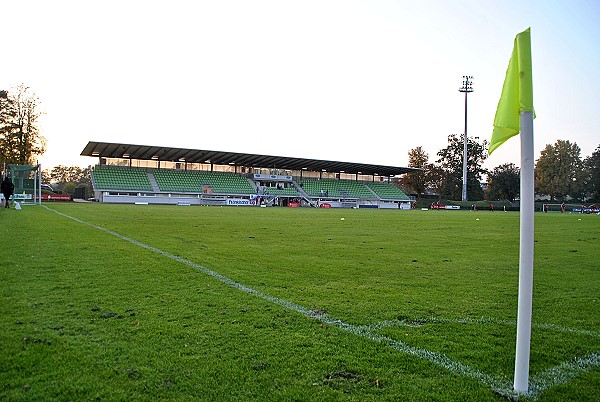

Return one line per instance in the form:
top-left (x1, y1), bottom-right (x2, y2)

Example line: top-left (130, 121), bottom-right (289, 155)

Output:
top-left (459, 76), bottom-right (473, 202)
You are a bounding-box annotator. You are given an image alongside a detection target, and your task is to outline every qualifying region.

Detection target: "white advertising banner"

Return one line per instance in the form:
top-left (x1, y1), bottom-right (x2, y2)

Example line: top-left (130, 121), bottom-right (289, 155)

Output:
top-left (226, 198), bottom-right (252, 206)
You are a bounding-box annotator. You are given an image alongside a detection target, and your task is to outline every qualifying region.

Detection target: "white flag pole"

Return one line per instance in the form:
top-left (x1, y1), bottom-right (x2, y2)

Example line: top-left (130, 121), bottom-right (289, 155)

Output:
top-left (514, 110), bottom-right (535, 393)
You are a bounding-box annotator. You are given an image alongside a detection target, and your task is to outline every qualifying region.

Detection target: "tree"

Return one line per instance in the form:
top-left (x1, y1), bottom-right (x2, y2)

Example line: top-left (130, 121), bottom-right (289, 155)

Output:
top-left (584, 145), bottom-right (600, 201)
top-left (424, 163), bottom-right (446, 200)
top-left (487, 163), bottom-right (520, 201)
top-left (535, 140), bottom-right (583, 201)
top-left (0, 89), bottom-right (14, 166)
top-left (46, 165), bottom-right (92, 196)
top-left (0, 84), bottom-right (46, 166)
top-left (435, 134), bottom-right (488, 200)
top-left (402, 146), bottom-right (428, 198)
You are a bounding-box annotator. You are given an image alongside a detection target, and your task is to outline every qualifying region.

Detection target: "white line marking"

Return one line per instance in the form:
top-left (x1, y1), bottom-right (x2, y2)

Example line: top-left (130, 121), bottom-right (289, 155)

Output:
top-left (362, 317), bottom-right (600, 338)
top-left (529, 352), bottom-right (600, 396)
top-left (43, 206), bottom-right (600, 398)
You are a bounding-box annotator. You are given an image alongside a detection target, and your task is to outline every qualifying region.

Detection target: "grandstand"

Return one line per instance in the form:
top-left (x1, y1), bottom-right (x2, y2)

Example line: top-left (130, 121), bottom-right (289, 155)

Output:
top-left (83, 141), bottom-right (418, 208)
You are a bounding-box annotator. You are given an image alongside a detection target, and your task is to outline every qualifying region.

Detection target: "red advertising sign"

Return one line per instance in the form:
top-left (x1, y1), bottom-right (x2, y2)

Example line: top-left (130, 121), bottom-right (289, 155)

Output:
top-left (42, 194), bottom-right (73, 201)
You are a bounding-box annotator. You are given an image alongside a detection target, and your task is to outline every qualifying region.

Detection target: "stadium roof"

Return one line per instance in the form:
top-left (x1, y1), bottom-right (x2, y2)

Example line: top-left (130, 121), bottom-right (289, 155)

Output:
top-left (81, 141), bottom-right (419, 177)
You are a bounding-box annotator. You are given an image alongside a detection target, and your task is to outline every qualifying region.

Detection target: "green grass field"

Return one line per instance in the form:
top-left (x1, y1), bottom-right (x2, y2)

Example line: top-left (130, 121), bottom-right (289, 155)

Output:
top-left (1, 204), bottom-right (599, 401)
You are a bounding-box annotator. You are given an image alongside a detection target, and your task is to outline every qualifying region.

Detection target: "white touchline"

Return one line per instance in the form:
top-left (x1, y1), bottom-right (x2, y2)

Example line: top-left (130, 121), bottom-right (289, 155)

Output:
top-left (44, 206), bottom-right (599, 398)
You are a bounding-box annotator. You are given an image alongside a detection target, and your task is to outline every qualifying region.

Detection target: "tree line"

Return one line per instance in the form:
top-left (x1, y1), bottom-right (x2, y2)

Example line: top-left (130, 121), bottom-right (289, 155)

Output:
top-left (403, 136), bottom-right (600, 203)
top-left (42, 165), bottom-right (93, 198)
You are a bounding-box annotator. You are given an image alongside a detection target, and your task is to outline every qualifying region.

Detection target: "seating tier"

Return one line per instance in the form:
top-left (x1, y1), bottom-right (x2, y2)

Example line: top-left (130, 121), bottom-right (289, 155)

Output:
top-left (297, 179), bottom-right (373, 199)
top-left (154, 170), bottom-right (255, 194)
top-left (366, 182), bottom-right (409, 200)
top-left (92, 166), bottom-right (153, 191)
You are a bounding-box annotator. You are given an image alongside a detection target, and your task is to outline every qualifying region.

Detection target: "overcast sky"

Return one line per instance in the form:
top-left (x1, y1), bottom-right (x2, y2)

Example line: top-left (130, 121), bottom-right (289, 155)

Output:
top-left (3, 0), bottom-right (599, 172)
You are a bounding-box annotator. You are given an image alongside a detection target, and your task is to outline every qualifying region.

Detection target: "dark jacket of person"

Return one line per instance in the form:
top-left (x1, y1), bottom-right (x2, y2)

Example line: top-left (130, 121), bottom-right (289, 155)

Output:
top-left (1, 177), bottom-right (14, 197)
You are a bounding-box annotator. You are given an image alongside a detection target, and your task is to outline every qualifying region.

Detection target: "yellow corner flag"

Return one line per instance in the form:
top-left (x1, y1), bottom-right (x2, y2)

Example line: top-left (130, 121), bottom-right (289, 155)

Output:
top-left (489, 28), bottom-right (534, 155)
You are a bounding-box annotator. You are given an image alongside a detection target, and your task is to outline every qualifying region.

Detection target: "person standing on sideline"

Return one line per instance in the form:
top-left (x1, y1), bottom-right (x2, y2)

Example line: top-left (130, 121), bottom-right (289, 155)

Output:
top-left (1, 176), bottom-right (14, 208)
top-left (561, 202), bottom-right (565, 213)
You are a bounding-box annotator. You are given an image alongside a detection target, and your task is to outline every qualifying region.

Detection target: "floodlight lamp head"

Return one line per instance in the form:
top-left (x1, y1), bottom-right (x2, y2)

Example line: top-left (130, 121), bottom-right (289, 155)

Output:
top-left (459, 75), bottom-right (474, 93)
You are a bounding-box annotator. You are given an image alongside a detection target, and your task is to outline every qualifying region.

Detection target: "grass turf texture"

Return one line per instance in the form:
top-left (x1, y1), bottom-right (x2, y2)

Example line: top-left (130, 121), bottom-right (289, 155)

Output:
top-left (0, 204), bottom-right (598, 401)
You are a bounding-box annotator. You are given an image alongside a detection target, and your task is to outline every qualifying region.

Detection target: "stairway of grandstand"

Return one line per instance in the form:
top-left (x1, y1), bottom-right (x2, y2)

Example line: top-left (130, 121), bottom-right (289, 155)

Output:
top-left (91, 166), bottom-right (409, 202)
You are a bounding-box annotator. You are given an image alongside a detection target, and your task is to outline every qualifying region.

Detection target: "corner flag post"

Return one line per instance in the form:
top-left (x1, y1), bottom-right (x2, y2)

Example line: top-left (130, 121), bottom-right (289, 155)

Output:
top-left (488, 27), bottom-right (535, 394)
top-left (514, 110), bottom-right (534, 393)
